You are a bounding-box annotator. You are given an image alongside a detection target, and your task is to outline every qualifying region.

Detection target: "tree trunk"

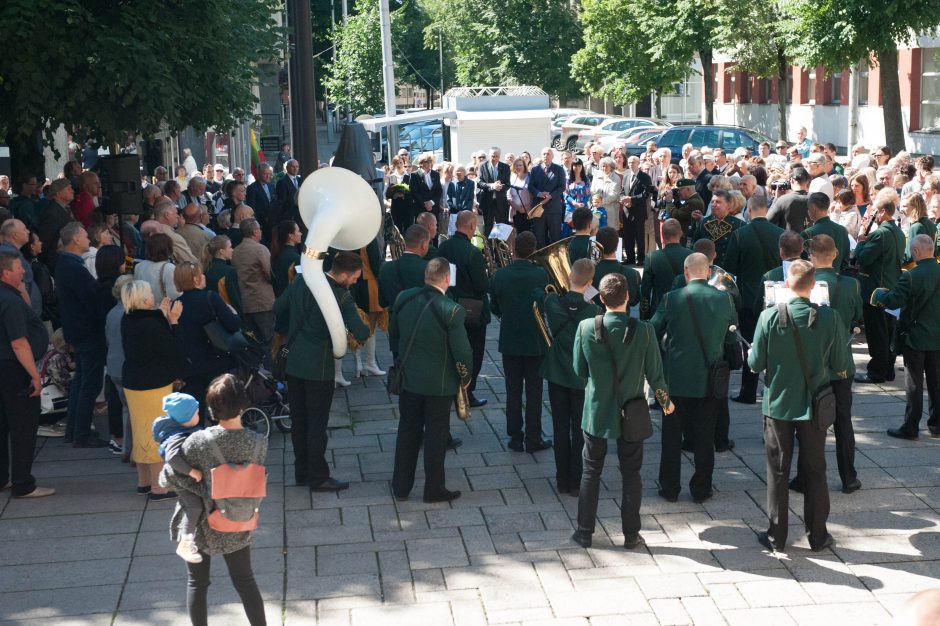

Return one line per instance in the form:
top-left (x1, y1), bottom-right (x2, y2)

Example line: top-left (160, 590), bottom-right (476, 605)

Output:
top-left (654, 88), bottom-right (663, 119)
top-left (6, 128), bottom-right (46, 187)
top-left (776, 45), bottom-right (788, 141)
top-left (877, 48), bottom-right (906, 153)
top-left (700, 48), bottom-right (714, 125)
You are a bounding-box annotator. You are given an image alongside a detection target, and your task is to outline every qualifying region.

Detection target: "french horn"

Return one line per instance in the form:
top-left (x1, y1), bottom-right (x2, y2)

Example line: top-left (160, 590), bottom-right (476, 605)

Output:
top-left (298, 167), bottom-right (382, 359)
top-left (708, 265), bottom-right (740, 301)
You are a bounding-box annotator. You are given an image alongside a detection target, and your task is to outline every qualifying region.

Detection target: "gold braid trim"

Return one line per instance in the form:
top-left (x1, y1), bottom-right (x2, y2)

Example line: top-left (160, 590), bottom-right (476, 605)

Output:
top-left (654, 389), bottom-right (671, 407)
top-left (704, 219), bottom-right (733, 241)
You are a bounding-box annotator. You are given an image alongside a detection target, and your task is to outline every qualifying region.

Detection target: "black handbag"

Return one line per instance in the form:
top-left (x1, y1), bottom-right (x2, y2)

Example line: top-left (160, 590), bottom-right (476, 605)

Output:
top-left (457, 297), bottom-right (484, 327)
top-left (685, 292), bottom-right (730, 399)
top-left (387, 292), bottom-right (435, 395)
top-left (272, 298), bottom-right (313, 381)
top-left (594, 315), bottom-right (653, 443)
top-left (779, 303), bottom-right (836, 431)
top-left (203, 293), bottom-right (249, 355)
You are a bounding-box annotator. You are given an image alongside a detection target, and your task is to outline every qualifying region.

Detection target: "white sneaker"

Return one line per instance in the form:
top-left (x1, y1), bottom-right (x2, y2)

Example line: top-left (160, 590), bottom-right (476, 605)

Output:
top-left (176, 535), bottom-right (203, 563)
top-left (37, 425), bottom-right (65, 438)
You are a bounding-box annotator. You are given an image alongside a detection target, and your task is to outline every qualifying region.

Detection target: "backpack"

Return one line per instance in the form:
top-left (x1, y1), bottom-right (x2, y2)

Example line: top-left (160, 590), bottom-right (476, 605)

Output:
top-left (206, 438), bottom-right (267, 532)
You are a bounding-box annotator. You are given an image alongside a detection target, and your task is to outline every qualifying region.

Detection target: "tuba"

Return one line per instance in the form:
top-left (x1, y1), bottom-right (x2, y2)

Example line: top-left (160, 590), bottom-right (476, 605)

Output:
top-left (708, 265), bottom-right (740, 301)
top-left (530, 236), bottom-right (575, 293)
top-left (298, 167), bottom-right (382, 359)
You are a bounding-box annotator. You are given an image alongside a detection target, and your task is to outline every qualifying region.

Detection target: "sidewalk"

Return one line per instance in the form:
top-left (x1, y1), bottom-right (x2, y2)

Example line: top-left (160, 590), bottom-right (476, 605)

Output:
top-left (1, 323), bottom-right (939, 625)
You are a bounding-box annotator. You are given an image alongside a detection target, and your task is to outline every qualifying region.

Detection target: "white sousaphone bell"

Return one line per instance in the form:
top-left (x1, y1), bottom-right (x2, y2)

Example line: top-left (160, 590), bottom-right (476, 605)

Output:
top-left (298, 167), bottom-right (382, 359)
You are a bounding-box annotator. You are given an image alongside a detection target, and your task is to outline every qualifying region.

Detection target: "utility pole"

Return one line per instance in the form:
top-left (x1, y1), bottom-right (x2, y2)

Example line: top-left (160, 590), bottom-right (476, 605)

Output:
top-left (438, 27), bottom-right (444, 108)
top-left (287, 0), bottom-right (319, 175)
top-left (847, 64), bottom-right (860, 152)
top-left (379, 0), bottom-right (398, 160)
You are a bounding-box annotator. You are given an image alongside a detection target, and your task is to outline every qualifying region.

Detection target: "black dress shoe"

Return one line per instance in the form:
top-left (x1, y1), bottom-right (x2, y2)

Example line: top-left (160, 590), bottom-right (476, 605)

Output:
top-left (842, 479), bottom-right (862, 494)
top-left (658, 489), bottom-right (678, 503)
top-left (73, 436), bottom-right (109, 449)
top-left (680, 441), bottom-right (694, 453)
top-left (730, 396), bottom-right (756, 405)
top-left (929, 429), bottom-right (940, 439)
top-left (757, 531), bottom-right (781, 552)
top-left (854, 373), bottom-right (885, 384)
top-left (294, 479), bottom-right (309, 487)
top-left (623, 534), bottom-right (645, 550)
top-left (571, 530), bottom-right (592, 548)
top-left (525, 439), bottom-right (553, 453)
top-left (887, 427), bottom-right (918, 441)
top-left (788, 478), bottom-right (805, 494)
top-left (507, 440), bottom-right (524, 452)
top-left (810, 533), bottom-right (835, 552)
top-left (715, 440), bottom-right (735, 452)
top-left (423, 489), bottom-right (461, 503)
top-left (693, 491), bottom-right (713, 504)
top-left (468, 396), bottom-right (487, 408)
top-left (447, 437), bottom-right (463, 451)
top-left (556, 481), bottom-right (569, 494)
top-left (310, 478), bottom-right (349, 492)
top-left (567, 486), bottom-right (579, 498)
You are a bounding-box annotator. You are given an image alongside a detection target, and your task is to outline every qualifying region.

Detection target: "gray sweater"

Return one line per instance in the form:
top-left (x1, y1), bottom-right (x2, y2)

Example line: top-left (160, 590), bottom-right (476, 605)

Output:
top-left (162, 425), bottom-right (268, 555)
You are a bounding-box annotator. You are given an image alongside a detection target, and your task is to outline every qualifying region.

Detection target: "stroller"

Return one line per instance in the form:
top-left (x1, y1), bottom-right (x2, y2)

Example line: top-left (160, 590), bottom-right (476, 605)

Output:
top-left (234, 334), bottom-right (291, 438)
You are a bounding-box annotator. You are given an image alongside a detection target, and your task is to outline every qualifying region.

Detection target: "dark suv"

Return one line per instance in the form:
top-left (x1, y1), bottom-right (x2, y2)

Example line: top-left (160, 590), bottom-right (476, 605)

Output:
top-left (656, 125), bottom-right (774, 163)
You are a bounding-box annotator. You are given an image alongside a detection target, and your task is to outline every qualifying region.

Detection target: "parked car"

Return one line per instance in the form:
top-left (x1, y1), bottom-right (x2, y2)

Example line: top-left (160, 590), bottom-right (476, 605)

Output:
top-left (550, 109), bottom-right (593, 148)
top-left (655, 125), bottom-right (775, 164)
top-left (558, 114), bottom-right (612, 151)
top-left (600, 127), bottom-right (668, 155)
top-left (575, 118), bottom-right (671, 151)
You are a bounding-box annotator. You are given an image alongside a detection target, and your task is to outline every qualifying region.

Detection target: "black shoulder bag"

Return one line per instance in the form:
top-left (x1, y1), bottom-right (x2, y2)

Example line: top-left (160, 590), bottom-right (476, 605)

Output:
top-left (777, 303), bottom-right (836, 431)
top-left (386, 290), bottom-right (436, 395)
top-left (685, 291), bottom-right (731, 399)
top-left (272, 294), bottom-right (315, 381)
top-left (593, 315), bottom-right (653, 442)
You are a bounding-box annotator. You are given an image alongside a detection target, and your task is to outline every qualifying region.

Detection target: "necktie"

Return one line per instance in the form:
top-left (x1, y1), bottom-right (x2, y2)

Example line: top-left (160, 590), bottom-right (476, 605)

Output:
top-left (426, 172), bottom-right (432, 189)
top-left (264, 184), bottom-right (270, 201)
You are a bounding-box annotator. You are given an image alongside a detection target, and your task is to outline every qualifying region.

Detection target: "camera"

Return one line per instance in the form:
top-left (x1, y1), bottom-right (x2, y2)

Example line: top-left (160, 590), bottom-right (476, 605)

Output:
top-left (770, 180), bottom-right (791, 191)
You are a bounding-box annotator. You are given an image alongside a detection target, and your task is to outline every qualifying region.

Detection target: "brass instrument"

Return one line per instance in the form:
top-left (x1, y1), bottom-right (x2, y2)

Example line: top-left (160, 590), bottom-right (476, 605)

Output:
top-left (589, 240), bottom-right (603, 262)
top-left (388, 225), bottom-right (405, 260)
top-left (533, 298), bottom-right (553, 347)
top-left (530, 236), bottom-right (575, 293)
top-left (456, 385), bottom-right (471, 421)
top-left (708, 265), bottom-right (740, 301)
top-left (528, 199), bottom-right (547, 219)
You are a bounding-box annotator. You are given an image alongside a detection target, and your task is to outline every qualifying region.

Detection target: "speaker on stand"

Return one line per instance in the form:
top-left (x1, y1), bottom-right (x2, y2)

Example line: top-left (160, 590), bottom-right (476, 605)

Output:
top-left (98, 154), bottom-right (143, 266)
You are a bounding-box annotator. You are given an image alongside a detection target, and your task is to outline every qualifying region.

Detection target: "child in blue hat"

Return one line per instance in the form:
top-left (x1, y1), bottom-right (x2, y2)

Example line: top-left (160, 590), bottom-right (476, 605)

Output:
top-left (152, 392), bottom-right (204, 563)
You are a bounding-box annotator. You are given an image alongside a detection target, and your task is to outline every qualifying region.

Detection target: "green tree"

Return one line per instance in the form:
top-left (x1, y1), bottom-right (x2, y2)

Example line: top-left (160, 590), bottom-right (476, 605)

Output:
top-left (783, 0), bottom-right (940, 151)
top-left (0, 0), bottom-right (283, 182)
top-left (714, 0), bottom-right (791, 139)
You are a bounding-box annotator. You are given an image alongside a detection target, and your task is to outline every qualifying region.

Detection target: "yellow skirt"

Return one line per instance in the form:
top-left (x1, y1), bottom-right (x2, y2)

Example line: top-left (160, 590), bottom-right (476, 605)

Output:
top-left (124, 385), bottom-right (173, 465)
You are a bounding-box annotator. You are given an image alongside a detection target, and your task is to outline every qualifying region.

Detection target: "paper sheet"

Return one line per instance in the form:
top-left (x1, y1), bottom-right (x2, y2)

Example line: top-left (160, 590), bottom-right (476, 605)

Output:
top-left (848, 234), bottom-right (858, 251)
top-left (449, 263), bottom-right (457, 287)
top-left (294, 264), bottom-right (302, 275)
top-left (489, 223), bottom-right (514, 241)
top-left (886, 308), bottom-right (901, 319)
top-left (583, 285), bottom-right (599, 302)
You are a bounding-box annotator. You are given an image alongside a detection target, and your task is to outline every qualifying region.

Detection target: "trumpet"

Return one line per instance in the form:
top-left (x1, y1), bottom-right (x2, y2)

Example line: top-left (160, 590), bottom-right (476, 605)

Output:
top-left (533, 298), bottom-right (553, 347)
top-left (388, 224), bottom-right (405, 260)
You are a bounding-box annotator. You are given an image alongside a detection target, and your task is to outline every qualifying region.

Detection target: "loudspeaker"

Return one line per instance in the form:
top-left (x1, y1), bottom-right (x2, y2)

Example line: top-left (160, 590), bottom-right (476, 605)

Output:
top-left (99, 154), bottom-right (142, 215)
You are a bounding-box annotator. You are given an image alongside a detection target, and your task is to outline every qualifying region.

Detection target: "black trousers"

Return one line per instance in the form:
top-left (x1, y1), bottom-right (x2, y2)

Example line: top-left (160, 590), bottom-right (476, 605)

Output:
top-left (661, 396), bottom-right (717, 499)
top-left (863, 303), bottom-right (896, 381)
top-left (548, 382), bottom-right (584, 490)
top-left (503, 355), bottom-right (544, 445)
top-left (577, 432), bottom-right (643, 540)
top-left (532, 212), bottom-right (563, 247)
top-left (621, 217), bottom-right (646, 264)
top-left (901, 348), bottom-right (940, 435)
top-left (466, 323), bottom-right (487, 394)
top-left (737, 308), bottom-right (760, 402)
top-left (482, 206), bottom-right (495, 240)
top-left (792, 377), bottom-right (857, 489)
top-left (764, 416), bottom-right (830, 550)
top-left (186, 546), bottom-right (266, 626)
top-left (0, 364), bottom-right (39, 496)
top-left (104, 376), bottom-right (124, 438)
top-left (392, 390), bottom-right (451, 499)
top-left (681, 395), bottom-right (727, 451)
top-left (287, 376), bottom-right (335, 486)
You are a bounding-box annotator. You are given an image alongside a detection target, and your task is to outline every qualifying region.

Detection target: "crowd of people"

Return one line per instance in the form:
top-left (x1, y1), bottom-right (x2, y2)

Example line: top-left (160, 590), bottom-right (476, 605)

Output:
top-left (0, 128), bottom-right (939, 624)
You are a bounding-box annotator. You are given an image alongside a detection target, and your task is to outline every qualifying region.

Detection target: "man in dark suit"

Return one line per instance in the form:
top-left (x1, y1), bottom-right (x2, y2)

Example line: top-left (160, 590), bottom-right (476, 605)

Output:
top-left (688, 155), bottom-right (712, 207)
top-left (378, 225), bottom-right (430, 308)
top-left (409, 153), bottom-right (443, 242)
top-left (621, 155), bottom-right (655, 265)
top-left (246, 163), bottom-right (276, 241)
top-left (275, 159), bottom-right (302, 225)
top-left (528, 147), bottom-right (566, 246)
top-left (477, 147), bottom-right (511, 237)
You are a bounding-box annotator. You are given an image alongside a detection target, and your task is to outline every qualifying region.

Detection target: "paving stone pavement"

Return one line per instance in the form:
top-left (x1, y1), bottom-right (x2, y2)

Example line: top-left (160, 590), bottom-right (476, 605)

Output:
top-left (2, 320), bottom-right (939, 625)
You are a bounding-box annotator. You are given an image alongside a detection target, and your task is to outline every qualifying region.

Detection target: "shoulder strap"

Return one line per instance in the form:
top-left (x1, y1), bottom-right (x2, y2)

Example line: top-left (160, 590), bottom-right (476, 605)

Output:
top-left (831, 276), bottom-right (842, 309)
top-left (780, 304), bottom-right (814, 395)
top-left (207, 436), bottom-right (227, 469)
top-left (397, 294), bottom-right (436, 369)
top-left (158, 262), bottom-right (168, 300)
top-left (662, 250), bottom-right (681, 277)
top-left (684, 290), bottom-right (710, 366)
top-left (752, 227), bottom-right (776, 270)
top-left (594, 314), bottom-right (636, 410)
top-left (284, 287), bottom-right (315, 349)
top-left (551, 296), bottom-right (589, 336)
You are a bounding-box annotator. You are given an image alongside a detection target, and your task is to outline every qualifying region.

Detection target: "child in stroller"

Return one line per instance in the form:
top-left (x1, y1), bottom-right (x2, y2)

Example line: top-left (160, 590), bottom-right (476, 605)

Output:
top-left (232, 333), bottom-right (291, 438)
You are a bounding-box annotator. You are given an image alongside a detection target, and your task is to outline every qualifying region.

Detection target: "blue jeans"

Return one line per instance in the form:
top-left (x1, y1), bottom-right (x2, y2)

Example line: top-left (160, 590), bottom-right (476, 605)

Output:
top-left (66, 342), bottom-right (106, 441)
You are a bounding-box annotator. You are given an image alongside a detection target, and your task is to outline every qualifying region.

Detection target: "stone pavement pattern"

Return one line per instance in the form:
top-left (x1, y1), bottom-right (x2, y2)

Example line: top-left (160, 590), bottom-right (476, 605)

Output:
top-left (2, 323), bottom-right (940, 626)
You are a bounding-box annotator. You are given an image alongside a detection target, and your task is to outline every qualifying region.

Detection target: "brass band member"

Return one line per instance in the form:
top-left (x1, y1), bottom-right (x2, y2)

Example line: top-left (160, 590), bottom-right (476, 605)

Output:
top-left (390, 258), bottom-right (473, 503)
top-left (540, 259), bottom-right (601, 494)
top-left (639, 218), bottom-right (691, 321)
top-left (490, 231), bottom-right (552, 452)
top-left (572, 273), bottom-right (673, 549)
top-left (692, 189), bottom-right (743, 269)
top-left (274, 251), bottom-right (369, 492)
top-left (593, 227), bottom-right (640, 308)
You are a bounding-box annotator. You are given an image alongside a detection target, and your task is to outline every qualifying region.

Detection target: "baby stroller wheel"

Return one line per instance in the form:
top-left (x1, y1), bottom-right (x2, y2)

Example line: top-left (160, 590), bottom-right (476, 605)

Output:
top-left (272, 402), bottom-right (292, 433)
top-left (241, 407), bottom-right (271, 439)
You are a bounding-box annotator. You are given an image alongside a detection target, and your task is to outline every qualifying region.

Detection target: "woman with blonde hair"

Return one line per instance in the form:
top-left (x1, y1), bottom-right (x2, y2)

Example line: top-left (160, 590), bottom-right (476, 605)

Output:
top-left (590, 156), bottom-right (623, 232)
top-left (902, 193), bottom-right (936, 262)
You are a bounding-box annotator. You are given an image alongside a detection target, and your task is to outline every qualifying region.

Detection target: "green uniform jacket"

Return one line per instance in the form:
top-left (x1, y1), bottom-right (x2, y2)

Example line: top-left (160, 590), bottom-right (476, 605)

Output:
top-left (574, 312), bottom-right (669, 439)
top-left (872, 258), bottom-right (940, 351)
top-left (651, 279), bottom-right (737, 398)
top-left (539, 290), bottom-right (601, 389)
top-left (693, 215), bottom-right (744, 269)
top-left (272, 246), bottom-right (300, 297)
top-left (438, 232), bottom-right (491, 325)
top-left (672, 271), bottom-right (742, 310)
top-left (490, 259), bottom-right (548, 356)
top-left (274, 276), bottom-right (370, 381)
top-left (855, 220), bottom-right (905, 299)
top-left (593, 259), bottom-right (640, 307)
top-left (352, 238), bottom-right (384, 311)
top-left (748, 298), bottom-right (852, 421)
top-left (205, 258), bottom-right (243, 315)
top-left (905, 217), bottom-right (938, 264)
top-left (640, 243), bottom-right (692, 317)
top-left (723, 217), bottom-right (785, 313)
top-left (814, 267), bottom-right (862, 377)
top-left (801, 216), bottom-right (850, 272)
top-left (389, 286), bottom-right (473, 396)
top-left (568, 234), bottom-right (592, 264)
top-left (424, 243), bottom-right (440, 260)
top-left (378, 252), bottom-right (427, 308)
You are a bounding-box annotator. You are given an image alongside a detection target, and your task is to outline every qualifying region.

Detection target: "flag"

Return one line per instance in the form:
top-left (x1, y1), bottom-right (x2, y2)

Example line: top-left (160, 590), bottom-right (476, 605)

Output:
top-left (250, 129), bottom-right (265, 179)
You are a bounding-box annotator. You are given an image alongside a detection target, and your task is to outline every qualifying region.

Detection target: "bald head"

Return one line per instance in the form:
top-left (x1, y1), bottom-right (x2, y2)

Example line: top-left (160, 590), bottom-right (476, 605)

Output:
top-left (455, 210), bottom-right (476, 235)
top-left (912, 234), bottom-right (936, 260)
top-left (894, 588), bottom-right (940, 626)
top-left (182, 203), bottom-right (201, 224)
top-left (140, 220), bottom-right (162, 238)
top-left (684, 252), bottom-right (710, 279)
